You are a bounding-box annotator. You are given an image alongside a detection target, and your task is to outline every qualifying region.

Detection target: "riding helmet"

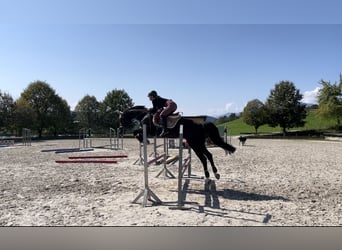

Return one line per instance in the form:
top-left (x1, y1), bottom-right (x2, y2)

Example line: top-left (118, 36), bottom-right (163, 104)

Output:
top-left (148, 90), bottom-right (157, 97)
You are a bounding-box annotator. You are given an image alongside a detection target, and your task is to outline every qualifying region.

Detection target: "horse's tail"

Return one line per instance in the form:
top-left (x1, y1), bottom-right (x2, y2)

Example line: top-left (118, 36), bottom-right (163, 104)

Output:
top-left (204, 122), bottom-right (236, 154)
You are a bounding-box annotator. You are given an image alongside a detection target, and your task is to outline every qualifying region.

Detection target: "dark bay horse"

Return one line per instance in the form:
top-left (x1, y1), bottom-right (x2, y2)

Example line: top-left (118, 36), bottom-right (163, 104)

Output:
top-left (120, 106), bottom-right (236, 180)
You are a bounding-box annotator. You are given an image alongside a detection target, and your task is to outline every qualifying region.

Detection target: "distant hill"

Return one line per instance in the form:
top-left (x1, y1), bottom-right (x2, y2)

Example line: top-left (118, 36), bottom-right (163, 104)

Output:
top-left (206, 116), bottom-right (217, 123)
top-left (302, 102), bottom-right (318, 108)
top-left (216, 109), bottom-right (337, 136)
top-left (214, 112), bottom-right (232, 118)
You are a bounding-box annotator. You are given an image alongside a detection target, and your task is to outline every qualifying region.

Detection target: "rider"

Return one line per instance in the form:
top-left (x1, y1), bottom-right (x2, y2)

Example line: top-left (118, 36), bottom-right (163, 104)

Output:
top-left (147, 90), bottom-right (177, 137)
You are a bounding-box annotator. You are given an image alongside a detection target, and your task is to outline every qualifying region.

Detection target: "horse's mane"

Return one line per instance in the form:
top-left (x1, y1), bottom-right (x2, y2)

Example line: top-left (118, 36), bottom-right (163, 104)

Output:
top-left (131, 105), bottom-right (147, 110)
top-left (126, 105), bottom-right (147, 111)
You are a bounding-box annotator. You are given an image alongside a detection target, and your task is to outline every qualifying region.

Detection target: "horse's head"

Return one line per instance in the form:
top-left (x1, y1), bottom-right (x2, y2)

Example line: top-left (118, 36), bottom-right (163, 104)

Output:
top-left (120, 106), bottom-right (149, 128)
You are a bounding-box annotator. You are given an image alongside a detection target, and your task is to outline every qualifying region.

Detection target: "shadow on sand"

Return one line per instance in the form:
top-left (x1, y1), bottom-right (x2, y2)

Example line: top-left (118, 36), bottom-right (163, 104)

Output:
top-left (186, 180), bottom-right (289, 203)
top-left (167, 179), bottom-right (288, 224)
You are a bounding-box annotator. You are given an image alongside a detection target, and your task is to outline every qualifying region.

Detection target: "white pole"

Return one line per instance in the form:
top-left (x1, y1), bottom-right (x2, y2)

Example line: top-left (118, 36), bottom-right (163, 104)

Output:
top-left (143, 124), bottom-right (149, 190)
top-left (132, 124), bottom-right (162, 207)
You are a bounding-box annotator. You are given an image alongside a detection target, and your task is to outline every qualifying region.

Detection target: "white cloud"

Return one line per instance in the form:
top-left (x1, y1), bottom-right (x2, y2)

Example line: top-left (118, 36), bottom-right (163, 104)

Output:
top-left (225, 102), bottom-right (234, 111)
top-left (207, 102), bottom-right (243, 117)
top-left (302, 87), bottom-right (321, 104)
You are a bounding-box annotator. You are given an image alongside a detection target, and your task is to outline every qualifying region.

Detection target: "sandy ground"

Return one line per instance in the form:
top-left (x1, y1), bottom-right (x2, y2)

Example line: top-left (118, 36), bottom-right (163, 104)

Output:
top-left (0, 136), bottom-right (342, 226)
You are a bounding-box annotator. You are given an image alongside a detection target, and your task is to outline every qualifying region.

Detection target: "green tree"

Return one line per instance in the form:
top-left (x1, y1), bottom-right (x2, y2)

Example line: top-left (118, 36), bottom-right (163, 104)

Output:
top-left (100, 89), bottom-right (134, 129)
top-left (47, 95), bottom-right (72, 136)
top-left (74, 95), bottom-right (100, 129)
top-left (317, 74), bottom-right (342, 127)
top-left (0, 90), bottom-right (15, 133)
top-left (19, 80), bottom-right (69, 138)
top-left (13, 97), bottom-right (37, 136)
top-left (265, 81), bottom-right (307, 135)
top-left (242, 99), bottom-right (267, 134)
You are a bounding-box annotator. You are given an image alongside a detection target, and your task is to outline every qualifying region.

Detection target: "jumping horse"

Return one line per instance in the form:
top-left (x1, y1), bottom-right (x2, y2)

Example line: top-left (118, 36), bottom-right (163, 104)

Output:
top-left (120, 106), bottom-right (236, 180)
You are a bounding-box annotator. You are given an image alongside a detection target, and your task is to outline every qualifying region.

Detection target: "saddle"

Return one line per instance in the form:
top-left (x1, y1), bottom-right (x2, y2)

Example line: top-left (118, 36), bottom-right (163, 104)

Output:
top-left (153, 112), bottom-right (182, 128)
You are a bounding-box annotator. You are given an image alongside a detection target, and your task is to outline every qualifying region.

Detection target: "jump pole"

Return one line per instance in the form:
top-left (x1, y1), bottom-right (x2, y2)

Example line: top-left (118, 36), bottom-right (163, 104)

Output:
top-left (169, 124), bottom-right (194, 210)
top-left (156, 137), bottom-right (176, 179)
top-left (68, 155), bottom-right (127, 159)
top-left (56, 160), bottom-right (118, 164)
top-left (22, 128), bottom-right (31, 146)
top-left (132, 124), bottom-right (162, 207)
top-left (54, 148), bottom-right (94, 154)
top-left (177, 125), bottom-right (184, 207)
top-left (133, 142), bottom-right (144, 165)
top-left (109, 127), bottom-right (124, 150)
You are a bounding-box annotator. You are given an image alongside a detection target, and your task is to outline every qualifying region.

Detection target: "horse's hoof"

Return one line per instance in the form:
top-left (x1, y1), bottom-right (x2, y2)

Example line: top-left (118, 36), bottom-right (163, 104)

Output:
top-left (205, 171), bottom-right (210, 179)
top-left (215, 173), bottom-right (220, 180)
top-left (226, 147), bottom-right (236, 155)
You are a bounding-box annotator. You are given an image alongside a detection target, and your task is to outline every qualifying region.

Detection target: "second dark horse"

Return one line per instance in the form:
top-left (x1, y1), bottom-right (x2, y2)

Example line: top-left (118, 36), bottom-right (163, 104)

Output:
top-left (120, 106), bottom-right (236, 180)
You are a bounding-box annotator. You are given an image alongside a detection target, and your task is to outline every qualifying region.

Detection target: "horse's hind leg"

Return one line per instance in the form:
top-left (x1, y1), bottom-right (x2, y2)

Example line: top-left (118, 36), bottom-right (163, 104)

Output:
top-left (191, 143), bottom-right (220, 180)
top-left (216, 140), bottom-right (236, 155)
top-left (203, 147), bottom-right (220, 180)
top-left (190, 146), bottom-right (210, 179)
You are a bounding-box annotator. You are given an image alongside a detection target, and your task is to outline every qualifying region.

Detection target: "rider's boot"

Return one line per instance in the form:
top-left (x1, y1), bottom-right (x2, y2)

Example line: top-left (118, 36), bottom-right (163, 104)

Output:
top-left (159, 115), bottom-right (169, 137)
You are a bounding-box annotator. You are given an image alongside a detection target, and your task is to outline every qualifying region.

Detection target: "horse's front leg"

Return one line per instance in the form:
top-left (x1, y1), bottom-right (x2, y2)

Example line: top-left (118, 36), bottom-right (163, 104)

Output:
top-left (133, 128), bottom-right (150, 144)
top-left (133, 129), bottom-right (143, 143)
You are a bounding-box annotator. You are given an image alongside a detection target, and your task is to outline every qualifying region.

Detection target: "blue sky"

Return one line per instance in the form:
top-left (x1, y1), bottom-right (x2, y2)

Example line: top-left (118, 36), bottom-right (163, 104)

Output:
top-left (1, 1), bottom-right (342, 116)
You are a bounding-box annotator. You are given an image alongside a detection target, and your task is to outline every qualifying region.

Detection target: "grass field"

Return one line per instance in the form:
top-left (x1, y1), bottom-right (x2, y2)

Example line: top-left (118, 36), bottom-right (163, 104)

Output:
top-left (217, 109), bottom-right (338, 136)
